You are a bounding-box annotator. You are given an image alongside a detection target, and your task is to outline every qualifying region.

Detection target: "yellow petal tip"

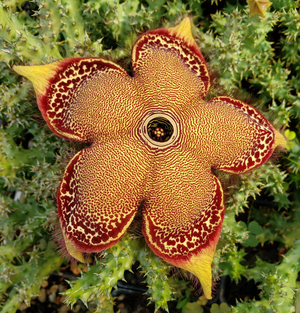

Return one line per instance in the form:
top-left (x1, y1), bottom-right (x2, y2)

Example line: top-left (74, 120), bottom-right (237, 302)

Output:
top-left (63, 231), bottom-right (85, 263)
top-left (188, 249), bottom-right (214, 299)
top-left (169, 17), bottom-right (196, 47)
top-left (13, 62), bottom-right (60, 95)
top-left (274, 130), bottom-right (286, 149)
top-left (176, 245), bottom-right (215, 299)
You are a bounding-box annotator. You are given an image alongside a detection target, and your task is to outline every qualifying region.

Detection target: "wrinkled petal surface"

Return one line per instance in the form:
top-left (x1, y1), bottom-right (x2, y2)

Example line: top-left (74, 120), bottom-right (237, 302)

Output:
top-left (183, 97), bottom-right (286, 173)
top-left (132, 18), bottom-right (210, 111)
top-left (58, 138), bottom-right (151, 259)
top-left (14, 58), bottom-right (144, 142)
top-left (143, 148), bottom-right (224, 299)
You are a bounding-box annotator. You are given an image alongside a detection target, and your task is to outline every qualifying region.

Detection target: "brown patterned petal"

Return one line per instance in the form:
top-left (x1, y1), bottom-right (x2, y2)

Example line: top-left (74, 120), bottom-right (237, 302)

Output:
top-left (14, 58), bottom-right (144, 142)
top-left (132, 18), bottom-right (210, 111)
top-left (58, 138), bottom-right (152, 259)
top-left (183, 97), bottom-right (286, 173)
top-left (142, 148), bottom-right (224, 299)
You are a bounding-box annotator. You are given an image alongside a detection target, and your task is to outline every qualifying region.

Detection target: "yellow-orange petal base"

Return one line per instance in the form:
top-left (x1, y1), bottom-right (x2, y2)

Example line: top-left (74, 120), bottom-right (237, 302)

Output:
top-left (14, 18), bottom-right (286, 300)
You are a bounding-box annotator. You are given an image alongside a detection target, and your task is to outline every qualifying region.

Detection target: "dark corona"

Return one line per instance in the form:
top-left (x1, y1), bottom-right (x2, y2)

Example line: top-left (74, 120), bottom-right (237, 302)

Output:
top-left (147, 117), bottom-right (174, 142)
top-left (138, 111), bottom-right (180, 149)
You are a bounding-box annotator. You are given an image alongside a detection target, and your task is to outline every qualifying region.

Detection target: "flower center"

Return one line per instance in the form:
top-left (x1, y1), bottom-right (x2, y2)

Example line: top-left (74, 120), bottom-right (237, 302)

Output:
top-left (147, 117), bottom-right (174, 142)
top-left (138, 111), bottom-right (180, 149)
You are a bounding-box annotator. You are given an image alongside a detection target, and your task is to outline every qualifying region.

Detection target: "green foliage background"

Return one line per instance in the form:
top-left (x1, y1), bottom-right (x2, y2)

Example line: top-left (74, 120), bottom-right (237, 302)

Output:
top-left (0, 0), bottom-right (300, 312)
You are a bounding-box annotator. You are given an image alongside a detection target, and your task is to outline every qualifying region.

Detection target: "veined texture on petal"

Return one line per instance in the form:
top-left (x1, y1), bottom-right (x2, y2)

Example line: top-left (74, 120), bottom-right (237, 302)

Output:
top-left (58, 138), bottom-right (152, 258)
top-left (183, 97), bottom-right (286, 174)
top-left (132, 18), bottom-right (210, 110)
top-left (142, 148), bottom-right (224, 299)
top-left (13, 17), bottom-right (286, 301)
top-left (14, 58), bottom-right (144, 142)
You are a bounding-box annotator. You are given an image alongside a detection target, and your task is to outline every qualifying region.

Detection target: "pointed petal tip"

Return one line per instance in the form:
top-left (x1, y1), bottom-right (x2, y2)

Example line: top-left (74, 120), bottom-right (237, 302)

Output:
top-left (13, 62), bottom-right (60, 95)
top-left (169, 17), bottom-right (195, 47)
top-left (175, 245), bottom-right (215, 300)
top-left (274, 130), bottom-right (287, 149)
top-left (175, 17), bottom-right (192, 33)
top-left (13, 65), bottom-right (25, 76)
top-left (63, 231), bottom-right (85, 263)
top-left (187, 248), bottom-right (214, 299)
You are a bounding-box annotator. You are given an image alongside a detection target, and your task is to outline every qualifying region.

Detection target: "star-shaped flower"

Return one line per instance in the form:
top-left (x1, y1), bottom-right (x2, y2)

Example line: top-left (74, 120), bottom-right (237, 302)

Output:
top-left (13, 18), bottom-right (285, 299)
top-left (247, 0), bottom-right (272, 17)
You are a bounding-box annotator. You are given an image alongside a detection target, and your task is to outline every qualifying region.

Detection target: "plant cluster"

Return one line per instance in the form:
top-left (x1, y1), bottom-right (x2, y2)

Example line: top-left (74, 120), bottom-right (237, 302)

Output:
top-left (0, 0), bottom-right (299, 312)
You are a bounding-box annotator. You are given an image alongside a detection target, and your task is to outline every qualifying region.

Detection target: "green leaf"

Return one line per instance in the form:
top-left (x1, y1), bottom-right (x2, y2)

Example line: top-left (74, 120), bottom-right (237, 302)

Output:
top-left (243, 234), bottom-right (259, 247)
top-left (285, 129), bottom-right (296, 140)
top-left (185, 301), bottom-right (204, 313)
top-left (39, 238), bottom-right (47, 250)
top-left (219, 302), bottom-right (231, 312)
top-left (210, 302), bottom-right (231, 313)
top-left (248, 221), bottom-right (264, 235)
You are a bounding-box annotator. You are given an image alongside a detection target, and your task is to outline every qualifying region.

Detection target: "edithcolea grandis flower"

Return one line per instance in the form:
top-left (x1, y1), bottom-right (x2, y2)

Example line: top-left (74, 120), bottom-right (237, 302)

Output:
top-left (14, 18), bottom-right (286, 299)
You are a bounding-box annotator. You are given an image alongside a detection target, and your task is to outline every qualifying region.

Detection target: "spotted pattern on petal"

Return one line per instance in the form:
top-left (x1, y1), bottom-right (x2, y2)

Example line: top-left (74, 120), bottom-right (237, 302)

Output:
top-left (132, 30), bottom-right (210, 99)
top-left (145, 178), bottom-right (223, 258)
top-left (209, 97), bottom-right (275, 172)
top-left (13, 18), bottom-right (286, 300)
top-left (58, 138), bottom-right (151, 252)
top-left (43, 58), bottom-right (141, 142)
top-left (143, 149), bottom-right (224, 261)
top-left (181, 97), bottom-right (276, 174)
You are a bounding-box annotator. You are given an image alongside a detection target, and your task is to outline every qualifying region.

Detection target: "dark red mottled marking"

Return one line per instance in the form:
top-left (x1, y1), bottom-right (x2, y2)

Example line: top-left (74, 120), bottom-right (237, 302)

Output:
top-left (37, 58), bottom-right (125, 141)
top-left (143, 176), bottom-right (224, 263)
top-left (132, 28), bottom-right (210, 95)
top-left (210, 97), bottom-right (276, 173)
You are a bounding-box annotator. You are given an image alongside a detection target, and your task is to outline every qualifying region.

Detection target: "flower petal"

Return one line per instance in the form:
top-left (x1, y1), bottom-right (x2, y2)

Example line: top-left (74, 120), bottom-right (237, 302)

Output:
top-left (58, 138), bottom-right (151, 260)
top-left (184, 97), bottom-right (286, 174)
top-left (132, 18), bottom-right (210, 109)
top-left (142, 149), bottom-right (224, 299)
top-left (14, 58), bottom-right (143, 142)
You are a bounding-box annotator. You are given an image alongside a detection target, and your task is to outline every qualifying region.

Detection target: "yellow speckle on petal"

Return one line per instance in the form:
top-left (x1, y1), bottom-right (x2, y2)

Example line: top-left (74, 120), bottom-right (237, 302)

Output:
top-left (168, 17), bottom-right (196, 47)
top-left (13, 62), bottom-right (60, 95)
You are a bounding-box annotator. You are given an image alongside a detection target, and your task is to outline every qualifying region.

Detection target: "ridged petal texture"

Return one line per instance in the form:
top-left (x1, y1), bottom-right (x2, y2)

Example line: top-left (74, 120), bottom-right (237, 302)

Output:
top-left (13, 18), bottom-right (286, 299)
